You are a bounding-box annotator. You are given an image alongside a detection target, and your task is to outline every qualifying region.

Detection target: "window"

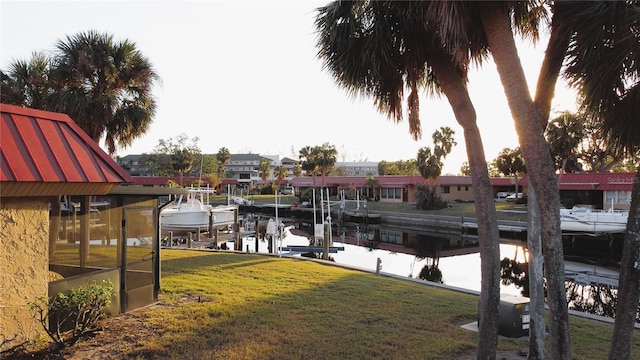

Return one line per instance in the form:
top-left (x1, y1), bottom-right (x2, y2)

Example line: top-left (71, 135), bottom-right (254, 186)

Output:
top-left (380, 230), bottom-right (403, 244)
top-left (380, 187), bottom-right (402, 200)
top-left (465, 186), bottom-right (469, 191)
top-left (457, 186), bottom-right (461, 191)
top-left (441, 186), bottom-right (450, 194)
top-left (605, 190), bottom-right (632, 204)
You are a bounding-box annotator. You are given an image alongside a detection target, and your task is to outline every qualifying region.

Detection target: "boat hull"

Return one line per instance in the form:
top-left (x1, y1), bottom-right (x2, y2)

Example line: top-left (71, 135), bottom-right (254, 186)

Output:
top-left (161, 210), bottom-right (210, 234)
top-left (560, 207), bottom-right (628, 234)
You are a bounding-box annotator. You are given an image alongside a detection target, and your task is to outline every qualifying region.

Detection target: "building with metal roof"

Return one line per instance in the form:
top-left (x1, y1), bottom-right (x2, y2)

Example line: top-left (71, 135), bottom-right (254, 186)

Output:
top-left (0, 104), bottom-right (165, 351)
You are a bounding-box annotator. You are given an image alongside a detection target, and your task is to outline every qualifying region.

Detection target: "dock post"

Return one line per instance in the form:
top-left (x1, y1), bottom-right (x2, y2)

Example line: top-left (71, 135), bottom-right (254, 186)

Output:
top-left (234, 208), bottom-right (240, 251)
top-left (323, 221), bottom-right (330, 260)
top-left (376, 257), bottom-right (382, 275)
top-left (255, 220), bottom-right (259, 253)
top-left (188, 232), bottom-right (192, 248)
top-left (168, 231), bottom-right (173, 248)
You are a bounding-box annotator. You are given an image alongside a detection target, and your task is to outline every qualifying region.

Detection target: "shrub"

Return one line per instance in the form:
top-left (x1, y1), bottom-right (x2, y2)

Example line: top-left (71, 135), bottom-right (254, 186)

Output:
top-left (414, 185), bottom-right (447, 210)
top-left (30, 280), bottom-right (114, 347)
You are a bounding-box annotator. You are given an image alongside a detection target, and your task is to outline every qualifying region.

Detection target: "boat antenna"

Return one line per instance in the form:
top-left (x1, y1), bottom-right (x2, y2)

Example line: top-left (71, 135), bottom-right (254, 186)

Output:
top-left (198, 153), bottom-right (204, 186)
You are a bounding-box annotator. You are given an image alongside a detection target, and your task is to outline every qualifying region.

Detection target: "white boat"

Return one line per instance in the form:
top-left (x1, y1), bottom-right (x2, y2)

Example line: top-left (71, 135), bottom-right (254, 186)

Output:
top-left (160, 187), bottom-right (240, 236)
top-left (160, 188), bottom-right (214, 235)
top-left (560, 206), bottom-right (629, 234)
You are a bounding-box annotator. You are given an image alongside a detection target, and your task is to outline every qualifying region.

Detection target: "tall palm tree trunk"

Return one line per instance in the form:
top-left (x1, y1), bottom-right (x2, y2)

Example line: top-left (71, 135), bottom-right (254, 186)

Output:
top-left (480, 5), bottom-right (572, 359)
top-left (526, 186), bottom-right (545, 360)
top-left (609, 168), bottom-right (640, 360)
top-left (430, 51), bottom-right (501, 359)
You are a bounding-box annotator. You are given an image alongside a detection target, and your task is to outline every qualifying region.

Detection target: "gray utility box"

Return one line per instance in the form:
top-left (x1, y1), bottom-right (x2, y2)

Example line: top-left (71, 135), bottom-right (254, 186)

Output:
top-left (498, 295), bottom-right (530, 338)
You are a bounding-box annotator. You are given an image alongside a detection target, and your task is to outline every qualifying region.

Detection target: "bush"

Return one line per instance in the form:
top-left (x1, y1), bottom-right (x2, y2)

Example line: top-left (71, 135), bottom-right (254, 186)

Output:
top-left (260, 182), bottom-right (277, 195)
top-left (30, 280), bottom-right (114, 347)
top-left (414, 185), bottom-right (447, 210)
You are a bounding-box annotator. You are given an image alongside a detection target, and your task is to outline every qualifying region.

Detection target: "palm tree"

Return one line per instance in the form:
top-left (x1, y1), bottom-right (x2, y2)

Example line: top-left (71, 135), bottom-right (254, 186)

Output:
top-left (477, 3), bottom-right (640, 357)
top-left (432, 126), bottom-right (457, 160)
top-left (315, 2), bottom-right (502, 356)
top-left (493, 147), bottom-right (526, 196)
top-left (298, 146), bottom-right (318, 177)
top-left (45, 30), bottom-right (158, 154)
top-left (478, 3), bottom-right (574, 355)
top-left (258, 158), bottom-right (271, 182)
top-left (1, 52), bottom-right (53, 108)
top-left (363, 176), bottom-right (379, 200)
top-left (216, 147), bottom-right (231, 177)
top-left (556, 2), bottom-right (640, 357)
top-left (274, 165), bottom-right (289, 183)
top-left (416, 147), bottom-right (441, 180)
top-left (316, 142), bottom-right (337, 186)
top-left (545, 111), bottom-right (585, 173)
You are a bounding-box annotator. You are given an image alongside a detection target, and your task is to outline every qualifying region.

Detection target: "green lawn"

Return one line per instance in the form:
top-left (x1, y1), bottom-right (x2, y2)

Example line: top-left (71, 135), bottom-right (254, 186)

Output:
top-left (51, 250), bottom-right (637, 359)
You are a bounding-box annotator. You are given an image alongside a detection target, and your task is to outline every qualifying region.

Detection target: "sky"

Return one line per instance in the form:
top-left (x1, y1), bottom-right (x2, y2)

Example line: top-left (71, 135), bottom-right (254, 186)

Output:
top-left (1, 0), bottom-right (578, 174)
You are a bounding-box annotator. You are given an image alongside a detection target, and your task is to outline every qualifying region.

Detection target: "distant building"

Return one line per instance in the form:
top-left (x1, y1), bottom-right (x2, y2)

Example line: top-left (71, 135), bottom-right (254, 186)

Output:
top-left (226, 153), bottom-right (275, 186)
top-left (281, 157), bottom-right (299, 177)
top-left (118, 154), bottom-right (150, 176)
top-left (334, 162), bottom-right (379, 176)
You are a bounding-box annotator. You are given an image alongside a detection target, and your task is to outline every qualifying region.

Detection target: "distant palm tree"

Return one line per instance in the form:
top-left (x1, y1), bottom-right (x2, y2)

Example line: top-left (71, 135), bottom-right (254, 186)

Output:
top-left (363, 176), bottom-right (379, 199)
top-left (274, 165), bottom-right (289, 182)
top-left (258, 159), bottom-right (271, 182)
top-left (292, 164), bottom-right (303, 177)
top-left (416, 147), bottom-right (441, 180)
top-left (432, 126), bottom-right (457, 160)
top-left (545, 112), bottom-right (585, 173)
top-left (216, 147), bottom-right (231, 177)
top-left (298, 146), bottom-right (318, 176)
top-left (316, 143), bottom-right (337, 186)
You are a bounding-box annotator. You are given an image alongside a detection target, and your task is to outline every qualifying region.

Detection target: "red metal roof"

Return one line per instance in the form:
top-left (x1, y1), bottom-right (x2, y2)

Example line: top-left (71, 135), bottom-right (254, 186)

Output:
top-left (1, 103), bottom-right (132, 185)
top-left (289, 175), bottom-right (429, 188)
top-left (132, 176), bottom-right (238, 186)
top-left (520, 172), bottom-right (635, 191)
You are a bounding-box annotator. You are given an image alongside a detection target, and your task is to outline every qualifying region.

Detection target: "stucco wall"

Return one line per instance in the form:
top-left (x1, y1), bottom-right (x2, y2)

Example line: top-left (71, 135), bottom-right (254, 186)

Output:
top-left (0, 197), bottom-right (49, 351)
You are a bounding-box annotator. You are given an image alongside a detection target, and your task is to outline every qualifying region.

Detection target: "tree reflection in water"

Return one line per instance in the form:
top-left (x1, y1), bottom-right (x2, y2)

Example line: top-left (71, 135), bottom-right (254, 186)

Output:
top-left (500, 258), bottom-right (529, 297)
top-left (499, 253), bottom-right (639, 322)
top-left (566, 282), bottom-right (623, 320)
top-left (409, 234), bottom-right (448, 283)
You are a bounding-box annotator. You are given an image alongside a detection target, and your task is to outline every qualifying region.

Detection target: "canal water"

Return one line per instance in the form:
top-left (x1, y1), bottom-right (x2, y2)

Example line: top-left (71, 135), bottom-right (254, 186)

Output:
top-left (237, 225), bottom-right (528, 296)
top-left (233, 217), bottom-right (624, 321)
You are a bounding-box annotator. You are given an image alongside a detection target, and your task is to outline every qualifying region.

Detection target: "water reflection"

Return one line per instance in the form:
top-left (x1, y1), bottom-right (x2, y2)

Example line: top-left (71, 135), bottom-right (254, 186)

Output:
top-left (237, 211), bottom-right (633, 320)
top-left (281, 221), bottom-right (634, 321)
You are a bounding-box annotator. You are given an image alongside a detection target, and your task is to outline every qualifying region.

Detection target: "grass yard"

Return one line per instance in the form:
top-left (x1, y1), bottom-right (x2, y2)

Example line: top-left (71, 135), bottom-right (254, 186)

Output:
top-left (18, 249), bottom-right (639, 359)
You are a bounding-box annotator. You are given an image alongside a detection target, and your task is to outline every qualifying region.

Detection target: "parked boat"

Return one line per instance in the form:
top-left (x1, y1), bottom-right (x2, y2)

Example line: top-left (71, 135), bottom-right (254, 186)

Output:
top-left (161, 189), bottom-right (214, 234)
top-left (160, 187), bottom-right (240, 236)
top-left (560, 206), bottom-right (628, 234)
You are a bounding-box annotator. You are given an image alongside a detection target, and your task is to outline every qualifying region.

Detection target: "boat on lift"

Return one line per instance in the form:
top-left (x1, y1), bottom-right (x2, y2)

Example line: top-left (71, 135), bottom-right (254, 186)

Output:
top-left (560, 206), bottom-right (629, 234)
top-left (160, 187), bottom-right (239, 236)
top-left (160, 187), bottom-right (215, 235)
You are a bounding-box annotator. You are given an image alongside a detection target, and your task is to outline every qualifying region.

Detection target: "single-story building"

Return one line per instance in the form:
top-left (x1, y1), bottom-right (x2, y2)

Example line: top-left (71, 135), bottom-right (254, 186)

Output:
top-left (290, 175), bottom-right (431, 203)
top-left (520, 172), bottom-right (635, 210)
top-left (131, 176), bottom-right (238, 195)
top-left (0, 104), bottom-right (180, 351)
top-left (288, 173), bottom-right (635, 206)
